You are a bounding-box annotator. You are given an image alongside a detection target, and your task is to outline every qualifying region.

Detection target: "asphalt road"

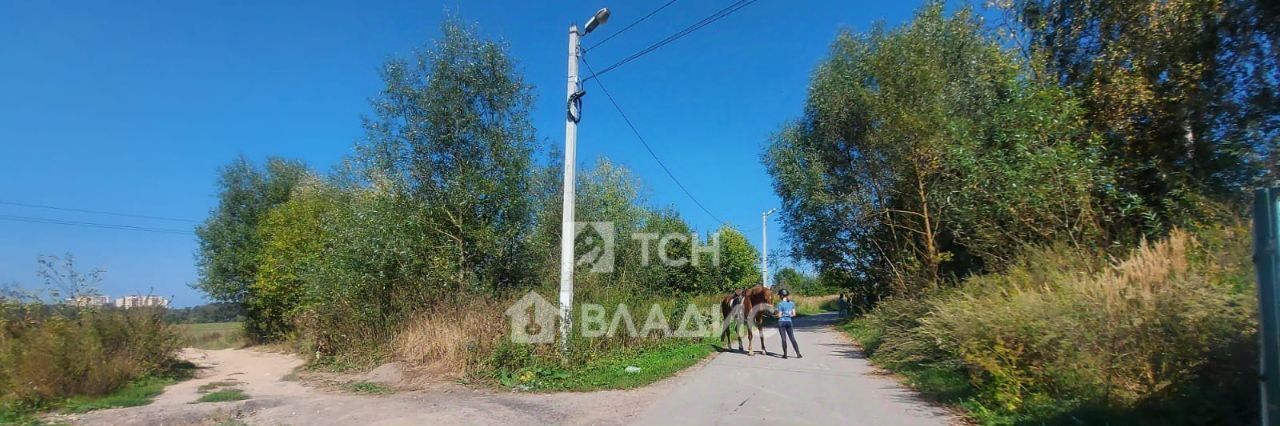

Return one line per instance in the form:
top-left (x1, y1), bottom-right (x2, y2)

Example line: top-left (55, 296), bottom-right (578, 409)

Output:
top-left (632, 312), bottom-right (955, 425)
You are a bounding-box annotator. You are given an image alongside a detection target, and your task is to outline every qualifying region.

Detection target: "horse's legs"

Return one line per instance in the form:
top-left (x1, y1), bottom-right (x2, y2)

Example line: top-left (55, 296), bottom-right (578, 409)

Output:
top-left (757, 317), bottom-right (767, 354)
top-left (745, 319), bottom-right (755, 356)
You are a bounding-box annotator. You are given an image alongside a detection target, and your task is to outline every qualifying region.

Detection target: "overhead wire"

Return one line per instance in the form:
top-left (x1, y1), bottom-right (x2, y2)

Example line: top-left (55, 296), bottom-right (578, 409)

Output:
top-left (580, 56), bottom-right (726, 225)
top-left (0, 214), bottom-right (194, 235)
top-left (584, 0), bottom-right (679, 51)
top-left (0, 200), bottom-right (198, 223)
top-left (582, 0), bottom-right (760, 82)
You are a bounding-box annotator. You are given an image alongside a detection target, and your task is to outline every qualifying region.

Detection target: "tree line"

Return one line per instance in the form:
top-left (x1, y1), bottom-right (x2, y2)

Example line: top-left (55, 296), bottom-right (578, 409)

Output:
top-left (193, 20), bottom-right (763, 357)
top-left (763, 0), bottom-right (1277, 300)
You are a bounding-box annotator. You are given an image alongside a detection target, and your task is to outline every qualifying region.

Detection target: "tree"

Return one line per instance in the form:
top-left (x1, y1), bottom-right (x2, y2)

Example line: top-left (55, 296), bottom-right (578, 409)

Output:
top-left (763, 3), bottom-right (1105, 295)
top-left (195, 156), bottom-right (309, 303)
top-left (711, 226), bottom-right (761, 291)
top-left (248, 182), bottom-right (340, 340)
top-left (357, 18), bottom-right (538, 294)
top-left (1000, 0), bottom-right (1280, 236)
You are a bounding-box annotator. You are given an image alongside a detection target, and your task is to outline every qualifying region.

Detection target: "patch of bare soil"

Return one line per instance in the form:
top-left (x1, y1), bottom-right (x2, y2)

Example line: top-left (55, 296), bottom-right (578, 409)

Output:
top-left (56, 347), bottom-right (679, 425)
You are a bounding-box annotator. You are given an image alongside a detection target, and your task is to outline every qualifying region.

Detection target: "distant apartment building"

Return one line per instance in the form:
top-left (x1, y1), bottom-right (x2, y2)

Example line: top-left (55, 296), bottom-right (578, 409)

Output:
top-left (67, 295), bottom-right (112, 307)
top-left (114, 295), bottom-right (170, 308)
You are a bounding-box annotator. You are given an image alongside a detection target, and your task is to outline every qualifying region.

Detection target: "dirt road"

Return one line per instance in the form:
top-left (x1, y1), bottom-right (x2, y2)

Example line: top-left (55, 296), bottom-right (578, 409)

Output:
top-left (64, 313), bottom-right (953, 425)
top-left (633, 313), bottom-right (954, 425)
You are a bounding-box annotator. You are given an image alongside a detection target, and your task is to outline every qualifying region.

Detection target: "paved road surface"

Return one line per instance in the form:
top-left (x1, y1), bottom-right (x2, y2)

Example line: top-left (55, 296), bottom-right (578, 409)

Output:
top-left (633, 312), bottom-right (954, 425)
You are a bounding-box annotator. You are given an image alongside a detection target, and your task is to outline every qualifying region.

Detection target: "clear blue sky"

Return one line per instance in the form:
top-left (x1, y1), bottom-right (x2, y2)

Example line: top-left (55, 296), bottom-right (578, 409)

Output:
top-left (0, 0), bottom-right (928, 306)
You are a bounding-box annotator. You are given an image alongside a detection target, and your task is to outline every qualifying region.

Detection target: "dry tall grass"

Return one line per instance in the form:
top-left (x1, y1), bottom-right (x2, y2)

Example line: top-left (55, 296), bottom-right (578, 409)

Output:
top-left (392, 297), bottom-right (510, 376)
top-left (791, 294), bottom-right (839, 315)
top-left (0, 305), bottom-right (179, 407)
top-left (863, 225), bottom-right (1257, 420)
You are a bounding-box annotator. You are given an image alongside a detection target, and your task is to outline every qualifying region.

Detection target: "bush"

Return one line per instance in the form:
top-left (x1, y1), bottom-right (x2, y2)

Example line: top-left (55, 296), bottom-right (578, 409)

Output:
top-left (853, 225), bottom-right (1257, 424)
top-left (0, 303), bottom-right (179, 408)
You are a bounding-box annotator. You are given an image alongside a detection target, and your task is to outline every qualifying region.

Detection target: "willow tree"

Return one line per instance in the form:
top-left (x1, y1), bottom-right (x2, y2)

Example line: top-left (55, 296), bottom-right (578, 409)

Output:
top-left (764, 3), bottom-right (1105, 295)
top-left (357, 19), bottom-right (538, 294)
top-left (1001, 0), bottom-right (1280, 236)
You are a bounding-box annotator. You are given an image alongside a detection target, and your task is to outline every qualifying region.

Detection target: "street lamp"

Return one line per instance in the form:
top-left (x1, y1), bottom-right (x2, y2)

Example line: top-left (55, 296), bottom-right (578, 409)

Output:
top-left (762, 208), bottom-right (777, 287)
top-left (559, 7), bottom-right (610, 354)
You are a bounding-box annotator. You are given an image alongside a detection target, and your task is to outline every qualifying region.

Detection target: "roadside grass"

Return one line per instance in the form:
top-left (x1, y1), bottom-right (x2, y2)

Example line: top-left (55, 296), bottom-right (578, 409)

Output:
top-left (0, 362), bottom-right (196, 424)
top-left (58, 360), bottom-right (197, 414)
top-left (194, 389), bottom-right (249, 403)
top-left (342, 381), bottom-right (394, 395)
top-left (792, 294), bottom-right (839, 316)
top-left (176, 322), bottom-right (244, 350)
top-left (839, 318), bottom-right (999, 422)
top-left (197, 381), bottom-right (241, 394)
top-left (494, 338), bottom-right (715, 392)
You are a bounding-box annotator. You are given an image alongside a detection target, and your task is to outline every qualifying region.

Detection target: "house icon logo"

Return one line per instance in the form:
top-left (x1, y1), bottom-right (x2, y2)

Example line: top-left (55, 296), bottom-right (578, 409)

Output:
top-left (505, 291), bottom-right (557, 344)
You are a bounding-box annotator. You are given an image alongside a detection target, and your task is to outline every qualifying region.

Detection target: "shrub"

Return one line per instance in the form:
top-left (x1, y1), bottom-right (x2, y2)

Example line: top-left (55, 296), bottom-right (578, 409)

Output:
top-left (0, 303), bottom-right (179, 408)
top-left (856, 225), bottom-right (1257, 423)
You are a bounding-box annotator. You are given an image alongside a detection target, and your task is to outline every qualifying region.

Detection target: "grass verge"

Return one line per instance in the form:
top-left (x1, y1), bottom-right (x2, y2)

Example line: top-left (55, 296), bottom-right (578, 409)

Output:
top-left (176, 322), bottom-right (245, 350)
top-left (194, 389), bottom-right (249, 403)
top-left (494, 338), bottom-right (715, 392)
top-left (342, 381), bottom-right (394, 395)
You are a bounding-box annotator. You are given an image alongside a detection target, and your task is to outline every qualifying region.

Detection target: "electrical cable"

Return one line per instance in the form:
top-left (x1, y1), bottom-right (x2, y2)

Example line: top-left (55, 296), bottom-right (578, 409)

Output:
top-left (0, 214), bottom-right (194, 235)
top-left (0, 200), bottom-right (198, 223)
top-left (581, 56), bottom-right (727, 225)
top-left (582, 0), bottom-right (759, 83)
top-left (584, 0), bottom-right (679, 51)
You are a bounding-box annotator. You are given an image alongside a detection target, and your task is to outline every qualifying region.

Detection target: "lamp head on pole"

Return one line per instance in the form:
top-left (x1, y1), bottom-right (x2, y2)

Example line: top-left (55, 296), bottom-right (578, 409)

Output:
top-left (584, 8), bottom-right (611, 34)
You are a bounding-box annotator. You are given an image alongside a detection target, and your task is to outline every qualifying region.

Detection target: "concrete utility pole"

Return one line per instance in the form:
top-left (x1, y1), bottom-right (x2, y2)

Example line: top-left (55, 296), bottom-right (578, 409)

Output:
top-left (559, 8), bottom-right (610, 354)
top-left (762, 208), bottom-right (777, 287)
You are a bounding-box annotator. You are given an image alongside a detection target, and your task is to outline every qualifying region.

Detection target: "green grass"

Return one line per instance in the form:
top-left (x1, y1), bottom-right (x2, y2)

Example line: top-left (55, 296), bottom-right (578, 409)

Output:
top-left (175, 322), bottom-right (244, 350)
top-left (59, 376), bottom-right (178, 414)
top-left (197, 381), bottom-right (241, 394)
top-left (496, 338), bottom-right (715, 392)
top-left (194, 389), bottom-right (249, 403)
top-left (0, 362), bottom-right (196, 423)
top-left (342, 381), bottom-right (394, 395)
top-left (56, 361), bottom-right (197, 415)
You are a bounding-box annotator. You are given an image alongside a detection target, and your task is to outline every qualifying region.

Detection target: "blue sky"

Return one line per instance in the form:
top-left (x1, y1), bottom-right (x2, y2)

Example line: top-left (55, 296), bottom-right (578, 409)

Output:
top-left (0, 0), bottom-right (928, 306)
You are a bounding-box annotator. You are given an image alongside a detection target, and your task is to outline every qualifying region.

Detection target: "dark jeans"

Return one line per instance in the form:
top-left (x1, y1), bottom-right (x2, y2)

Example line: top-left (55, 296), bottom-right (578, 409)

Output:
top-left (778, 321), bottom-right (799, 355)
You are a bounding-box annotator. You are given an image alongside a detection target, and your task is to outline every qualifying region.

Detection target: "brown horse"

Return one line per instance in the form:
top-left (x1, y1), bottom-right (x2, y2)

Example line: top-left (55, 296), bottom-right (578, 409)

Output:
top-left (720, 288), bottom-right (746, 351)
top-left (740, 285), bottom-right (774, 356)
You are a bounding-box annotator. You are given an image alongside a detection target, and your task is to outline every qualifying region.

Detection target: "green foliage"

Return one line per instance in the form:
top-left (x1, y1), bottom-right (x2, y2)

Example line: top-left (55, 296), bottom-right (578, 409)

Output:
top-left (1001, 0), bottom-right (1279, 235)
top-left (195, 156), bottom-right (310, 305)
top-left (0, 257), bottom-right (180, 413)
top-left (164, 303), bottom-right (244, 324)
top-left (711, 226), bottom-right (761, 290)
top-left (356, 17), bottom-right (538, 295)
top-left (773, 267), bottom-right (833, 295)
top-left (764, 3), bottom-right (1106, 297)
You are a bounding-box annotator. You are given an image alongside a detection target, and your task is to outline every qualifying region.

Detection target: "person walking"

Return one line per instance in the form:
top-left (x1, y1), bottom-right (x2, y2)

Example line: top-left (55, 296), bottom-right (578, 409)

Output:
top-left (775, 289), bottom-right (802, 359)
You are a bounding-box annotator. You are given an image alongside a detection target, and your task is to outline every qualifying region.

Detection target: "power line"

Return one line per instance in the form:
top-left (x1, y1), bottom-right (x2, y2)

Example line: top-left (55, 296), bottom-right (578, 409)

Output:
top-left (0, 214), bottom-right (194, 235)
top-left (582, 0), bottom-right (760, 82)
top-left (581, 57), bottom-right (726, 225)
top-left (584, 0), bottom-right (679, 51)
top-left (0, 200), bottom-right (198, 223)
